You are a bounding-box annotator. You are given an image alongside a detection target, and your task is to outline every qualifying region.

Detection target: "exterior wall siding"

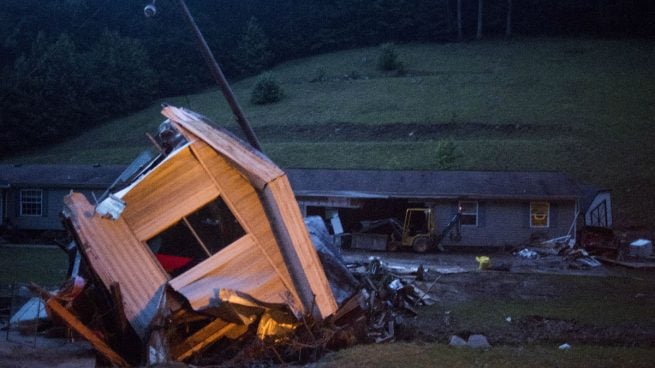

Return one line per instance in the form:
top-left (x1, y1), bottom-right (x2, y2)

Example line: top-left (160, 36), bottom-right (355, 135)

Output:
top-left (435, 199), bottom-right (576, 247)
top-left (5, 188), bottom-right (101, 231)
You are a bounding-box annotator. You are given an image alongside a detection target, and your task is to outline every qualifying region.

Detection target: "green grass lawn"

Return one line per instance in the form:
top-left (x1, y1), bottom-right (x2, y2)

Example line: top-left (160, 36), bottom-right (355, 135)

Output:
top-left (0, 246), bottom-right (68, 286)
top-left (314, 271), bottom-right (655, 367)
top-left (315, 344), bottom-right (655, 368)
top-left (4, 37), bottom-right (654, 227)
top-left (444, 273), bottom-right (655, 329)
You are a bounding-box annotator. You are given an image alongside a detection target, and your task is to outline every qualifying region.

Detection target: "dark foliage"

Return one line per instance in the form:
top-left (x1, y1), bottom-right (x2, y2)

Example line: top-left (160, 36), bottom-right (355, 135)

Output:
top-left (250, 73), bottom-right (284, 105)
top-left (234, 17), bottom-right (273, 75)
top-left (1, 0), bottom-right (654, 156)
top-left (0, 28), bottom-right (155, 155)
top-left (377, 43), bottom-right (404, 73)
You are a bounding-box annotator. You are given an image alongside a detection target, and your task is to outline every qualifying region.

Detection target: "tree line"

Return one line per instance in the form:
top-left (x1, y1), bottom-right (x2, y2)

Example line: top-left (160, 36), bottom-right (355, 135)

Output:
top-left (1, 0), bottom-right (653, 156)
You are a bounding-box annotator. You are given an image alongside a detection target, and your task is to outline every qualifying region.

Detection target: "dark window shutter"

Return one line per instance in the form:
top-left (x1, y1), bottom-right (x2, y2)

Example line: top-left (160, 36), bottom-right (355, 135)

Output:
top-left (478, 201), bottom-right (485, 227)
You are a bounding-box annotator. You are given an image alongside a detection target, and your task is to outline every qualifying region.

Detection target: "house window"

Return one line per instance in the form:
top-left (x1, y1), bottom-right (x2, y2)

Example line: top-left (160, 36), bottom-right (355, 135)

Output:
top-left (530, 201), bottom-right (549, 227)
top-left (459, 201), bottom-right (478, 226)
top-left (20, 189), bottom-right (43, 217)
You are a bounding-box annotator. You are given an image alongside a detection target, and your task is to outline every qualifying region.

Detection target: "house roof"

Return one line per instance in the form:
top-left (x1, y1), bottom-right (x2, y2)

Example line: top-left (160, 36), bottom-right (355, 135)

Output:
top-left (0, 164), bottom-right (124, 188)
top-left (0, 164), bottom-right (584, 200)
top-left (287, 169), bottom-right (583, 200)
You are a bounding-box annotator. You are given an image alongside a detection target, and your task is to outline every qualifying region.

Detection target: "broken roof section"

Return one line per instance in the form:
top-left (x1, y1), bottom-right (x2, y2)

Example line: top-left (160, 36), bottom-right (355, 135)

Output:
top-left (62, 105), bottom-right (337, 341)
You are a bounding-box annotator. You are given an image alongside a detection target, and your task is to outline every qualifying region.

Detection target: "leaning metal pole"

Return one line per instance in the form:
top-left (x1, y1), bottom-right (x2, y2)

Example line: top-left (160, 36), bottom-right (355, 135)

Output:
top-left (176, 0), bottom-right (263, 151)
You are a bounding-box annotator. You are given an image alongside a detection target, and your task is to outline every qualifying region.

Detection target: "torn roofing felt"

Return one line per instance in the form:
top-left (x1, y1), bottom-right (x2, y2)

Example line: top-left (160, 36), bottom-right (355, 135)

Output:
top-left (62, 105), bottom-right (338, 340)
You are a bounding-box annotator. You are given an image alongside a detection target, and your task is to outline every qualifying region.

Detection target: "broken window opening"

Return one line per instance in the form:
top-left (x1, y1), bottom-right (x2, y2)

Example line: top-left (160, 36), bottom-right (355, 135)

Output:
top-left (147, 196), bottom-right (246, 276)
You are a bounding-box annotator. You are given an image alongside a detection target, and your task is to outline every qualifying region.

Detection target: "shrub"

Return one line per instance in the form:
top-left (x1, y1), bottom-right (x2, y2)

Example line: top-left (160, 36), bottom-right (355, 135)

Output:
top-left (251, 73), bottom-right (284, 105)
top-left (377, 43), bottom-right (404, 72)
top-left (435, 139), bottom-right (460, 169)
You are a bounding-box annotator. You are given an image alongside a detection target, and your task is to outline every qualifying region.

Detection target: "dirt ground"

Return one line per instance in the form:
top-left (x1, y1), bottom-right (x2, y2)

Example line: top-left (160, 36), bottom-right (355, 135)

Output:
top-left (1, 248), bottom-right (653, 367)
top-left (0, 331), bottom-right (94, 368)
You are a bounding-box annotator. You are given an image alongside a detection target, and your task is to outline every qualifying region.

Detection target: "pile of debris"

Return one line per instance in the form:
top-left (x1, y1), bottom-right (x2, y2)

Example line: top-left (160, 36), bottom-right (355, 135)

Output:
top-left (343, 258), bottom-right (437, 344)
top-left (21, 106), bottom-right (428, 366)
top-left (515, 235), bottom-right (602, 270)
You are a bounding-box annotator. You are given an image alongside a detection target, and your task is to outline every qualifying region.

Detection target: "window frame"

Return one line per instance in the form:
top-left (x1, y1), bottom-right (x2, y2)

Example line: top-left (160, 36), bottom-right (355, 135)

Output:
top-left (458, 200), bottom-right (479, 227)
top-left (530, 201), bottom-right (550, 228)
top-left (20, 189), bottom-right (43, 217)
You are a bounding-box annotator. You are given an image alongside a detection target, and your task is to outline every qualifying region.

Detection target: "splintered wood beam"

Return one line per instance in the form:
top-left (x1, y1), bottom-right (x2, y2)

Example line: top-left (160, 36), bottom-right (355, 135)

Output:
top-left (171, 318), bottom-right (247, 361)
top-left (44, 297), bottom-right (129, 367)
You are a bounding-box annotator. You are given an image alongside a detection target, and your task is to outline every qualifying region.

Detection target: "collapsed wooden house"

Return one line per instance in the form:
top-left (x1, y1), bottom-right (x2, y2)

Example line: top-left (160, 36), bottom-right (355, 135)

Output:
top-left (56, 105), bottom-right (340, 365)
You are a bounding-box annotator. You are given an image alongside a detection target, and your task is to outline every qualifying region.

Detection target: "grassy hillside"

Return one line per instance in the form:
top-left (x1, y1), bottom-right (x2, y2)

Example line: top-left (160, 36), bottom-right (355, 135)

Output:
top-left (5, 37), bottom-right (654, 228)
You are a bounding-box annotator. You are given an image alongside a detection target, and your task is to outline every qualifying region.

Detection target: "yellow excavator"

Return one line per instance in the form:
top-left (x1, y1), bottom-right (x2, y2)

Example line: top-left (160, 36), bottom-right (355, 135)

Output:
top-left (351, 207), bottom-right (462, 253)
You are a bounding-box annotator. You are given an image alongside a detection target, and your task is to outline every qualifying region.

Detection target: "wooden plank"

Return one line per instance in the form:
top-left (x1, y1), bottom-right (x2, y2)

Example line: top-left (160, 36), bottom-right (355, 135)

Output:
top-left (265, 176), bottom-right (338, 319)
top-left (121, 146), bottom-right (220, 241)
top-left (170, 235), bottom-right (303, 314)
top-left (63, 193), bottom-right (168, 339)
top-left (171, 318), bottom-right (246, 361)
top-left (45, 297), bottom-right (129, 367)
top-left (162, 106), bottom-right (284, 190)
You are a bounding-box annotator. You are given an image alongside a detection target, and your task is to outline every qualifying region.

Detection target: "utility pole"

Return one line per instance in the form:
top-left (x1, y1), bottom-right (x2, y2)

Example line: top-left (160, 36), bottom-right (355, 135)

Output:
top-left (175, 0), bottom-right (263, 151)
top-left (505, 0), bottom-right (513, 38)
top-left (457, 0), bottom-right (463, 41)
top-left (476, 0), bottom-right (483, 40)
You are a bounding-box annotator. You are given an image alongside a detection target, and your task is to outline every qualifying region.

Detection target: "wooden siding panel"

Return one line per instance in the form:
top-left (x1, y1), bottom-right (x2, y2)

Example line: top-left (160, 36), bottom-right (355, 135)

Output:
top-left (170, 234), bottom-right (300, 312)
top-left (186, 142), bottom-right (303, 314)
top-left (62, 192), bottom-right (168, 339)
top-left (121, 146), bottom-right (220, 241)
top-left (265, 176), bottom-right (338, 318)
top-left (162, 106), bottom-right (283, 190)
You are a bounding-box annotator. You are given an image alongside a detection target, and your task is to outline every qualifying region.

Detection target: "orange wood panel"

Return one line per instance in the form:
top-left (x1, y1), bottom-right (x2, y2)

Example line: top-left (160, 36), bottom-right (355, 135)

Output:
top-left (63, 193), bottom-right (168, 339)
top-left (266, 176), bottom-right (338, 318)
top-left (162, 106), bottom-right (284, 189)
top-left (185, 142), bottom-right (302, 313)
top-left (120, 146), bottom-right (220, 241)
top-left (170, 234), bottom-right (302, 313)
